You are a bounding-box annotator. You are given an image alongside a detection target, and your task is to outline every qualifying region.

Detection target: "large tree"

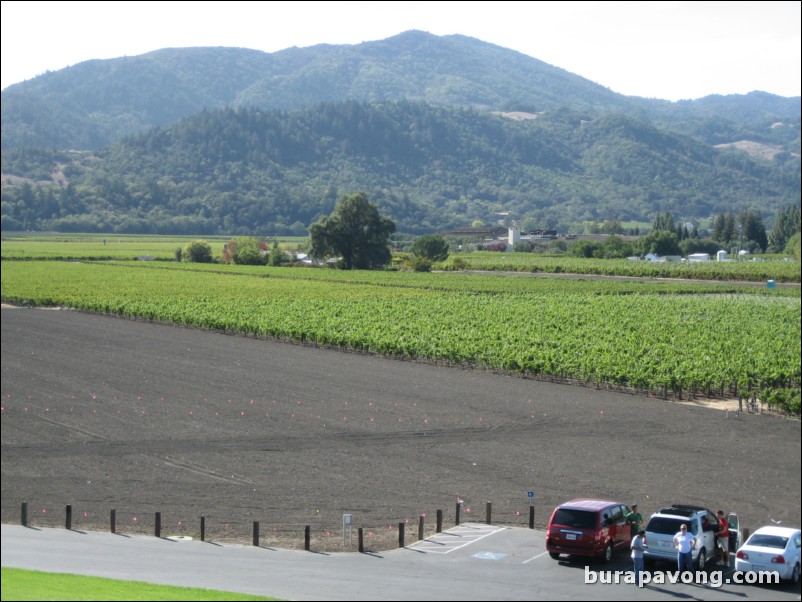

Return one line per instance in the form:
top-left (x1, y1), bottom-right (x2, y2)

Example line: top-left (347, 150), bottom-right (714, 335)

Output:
top-left (768, 204), bottom-right (801, 253)
top-left (309, 192), bottom-right (395, 269)
top-left (736, 210), bottom-right (768, 252)
top-left (411, 234), bottom-right (450, 262)
top-left (636, 230), bottom-right (681, 256)
top-left (182, 240), bottom-right (213, 263)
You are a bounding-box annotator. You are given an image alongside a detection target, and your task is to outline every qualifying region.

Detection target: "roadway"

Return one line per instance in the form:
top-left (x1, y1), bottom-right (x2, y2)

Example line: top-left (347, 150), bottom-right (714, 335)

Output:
top-left (2, 523), bottom-right (799, 600)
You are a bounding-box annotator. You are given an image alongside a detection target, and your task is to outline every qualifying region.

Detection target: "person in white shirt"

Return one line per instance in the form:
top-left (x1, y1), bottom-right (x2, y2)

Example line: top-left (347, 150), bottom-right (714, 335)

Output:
top-left (630, 529), bottom-right (648, 587)
top-left (673, 523), bottom-right (697, 573)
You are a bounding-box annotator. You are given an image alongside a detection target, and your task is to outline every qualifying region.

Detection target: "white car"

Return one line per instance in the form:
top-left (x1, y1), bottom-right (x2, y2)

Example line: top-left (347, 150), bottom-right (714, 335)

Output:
top-left (735, 526), bottom-right (801, 584)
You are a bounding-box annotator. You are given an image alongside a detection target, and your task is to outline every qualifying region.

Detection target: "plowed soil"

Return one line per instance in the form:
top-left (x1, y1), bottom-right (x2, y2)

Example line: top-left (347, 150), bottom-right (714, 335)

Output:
top-left (2, 306), bottom-right (799, 552)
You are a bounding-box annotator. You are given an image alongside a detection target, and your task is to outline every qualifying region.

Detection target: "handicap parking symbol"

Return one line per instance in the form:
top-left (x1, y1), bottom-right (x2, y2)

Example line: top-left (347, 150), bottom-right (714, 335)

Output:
top-left (473, 551), bottom-right (507, 560)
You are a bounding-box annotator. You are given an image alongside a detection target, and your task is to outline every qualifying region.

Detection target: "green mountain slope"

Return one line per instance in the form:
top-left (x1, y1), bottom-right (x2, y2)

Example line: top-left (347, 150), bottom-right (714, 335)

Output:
top-left (2, 102), bottom-right (797, 234)
top-left (2, 31), bottom-right (799, 151)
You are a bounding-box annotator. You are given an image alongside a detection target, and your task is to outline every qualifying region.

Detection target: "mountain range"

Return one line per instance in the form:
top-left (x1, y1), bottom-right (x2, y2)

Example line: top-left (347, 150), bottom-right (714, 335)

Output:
top-left (1, 30), bottom-right (799, 235)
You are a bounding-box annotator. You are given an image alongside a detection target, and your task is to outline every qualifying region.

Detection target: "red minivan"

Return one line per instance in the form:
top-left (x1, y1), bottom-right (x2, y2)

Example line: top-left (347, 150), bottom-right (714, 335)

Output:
top-left (546, 498), bottom-right (632, 563)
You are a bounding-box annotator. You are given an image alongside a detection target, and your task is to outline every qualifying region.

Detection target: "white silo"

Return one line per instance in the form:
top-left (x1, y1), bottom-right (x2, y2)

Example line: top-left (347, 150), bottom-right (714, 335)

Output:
top-left (509, 227), bottom-right (520, 246)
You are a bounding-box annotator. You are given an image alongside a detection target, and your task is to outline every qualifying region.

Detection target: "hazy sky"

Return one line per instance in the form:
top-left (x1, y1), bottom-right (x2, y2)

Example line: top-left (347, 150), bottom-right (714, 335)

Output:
top-left (2, 1), bottom-right (800, 100)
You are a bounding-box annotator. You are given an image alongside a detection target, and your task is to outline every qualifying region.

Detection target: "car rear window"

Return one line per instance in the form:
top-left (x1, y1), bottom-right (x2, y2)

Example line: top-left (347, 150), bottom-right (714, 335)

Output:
top-left (748, 535), bottom-right (787, 549)
top-left (647, 517), bottom-right (698, 535)
top-left (553, 509), bottom-right (596, 530)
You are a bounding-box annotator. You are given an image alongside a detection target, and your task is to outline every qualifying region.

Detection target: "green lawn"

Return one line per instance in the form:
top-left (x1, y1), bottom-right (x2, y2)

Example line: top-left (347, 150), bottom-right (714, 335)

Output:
top-left (0, 568), bottom-right (278, 601)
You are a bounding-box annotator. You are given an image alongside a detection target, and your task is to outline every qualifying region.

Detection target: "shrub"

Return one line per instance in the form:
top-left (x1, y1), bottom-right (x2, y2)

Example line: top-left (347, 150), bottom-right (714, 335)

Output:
top-left (410, 256), bottom-right (433, 272)
top-left (182, 240), bottom-right (213, 263)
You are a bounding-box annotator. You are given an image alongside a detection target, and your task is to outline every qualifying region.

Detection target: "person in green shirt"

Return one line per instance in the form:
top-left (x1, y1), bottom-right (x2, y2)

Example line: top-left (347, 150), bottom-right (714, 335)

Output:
top-left (626, 504), bottom-right (644, 538)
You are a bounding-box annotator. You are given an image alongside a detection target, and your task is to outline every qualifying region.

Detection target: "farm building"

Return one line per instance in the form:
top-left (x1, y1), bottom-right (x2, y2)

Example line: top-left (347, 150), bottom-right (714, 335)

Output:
top-left (645, 253), bottom-right (682, 262)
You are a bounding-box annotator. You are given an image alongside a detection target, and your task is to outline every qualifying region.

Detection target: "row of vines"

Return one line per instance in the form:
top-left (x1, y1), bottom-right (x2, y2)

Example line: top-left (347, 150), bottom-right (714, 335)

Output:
top-left (2, 261), bottom-right (799, 412)
top-left (442, 252), bottom-right (801, 283)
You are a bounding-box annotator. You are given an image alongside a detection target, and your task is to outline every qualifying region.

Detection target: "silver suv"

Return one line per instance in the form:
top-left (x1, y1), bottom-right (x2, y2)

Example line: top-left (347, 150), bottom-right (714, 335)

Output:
top-left (643, 504), bottom-right (740, 569)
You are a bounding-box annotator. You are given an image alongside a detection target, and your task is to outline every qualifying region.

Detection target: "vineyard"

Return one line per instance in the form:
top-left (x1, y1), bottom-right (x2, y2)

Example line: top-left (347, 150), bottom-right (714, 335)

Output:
top-left (2, 234), bottom-right (800, 283)
top-left (441, 251), bottom-right (802, 283)
top-left (2, 260), bottom-right (799, 413)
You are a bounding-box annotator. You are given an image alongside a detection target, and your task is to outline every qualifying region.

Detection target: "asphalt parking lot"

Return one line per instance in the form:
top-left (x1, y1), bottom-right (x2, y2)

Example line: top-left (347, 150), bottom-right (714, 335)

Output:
top-left (3, 522), bottom-right (800, 600)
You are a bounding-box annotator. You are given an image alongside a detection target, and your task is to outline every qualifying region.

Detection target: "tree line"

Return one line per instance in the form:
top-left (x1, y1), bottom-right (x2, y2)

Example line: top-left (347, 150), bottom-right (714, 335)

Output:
top-left (175, 194), bottom-right (800, 272)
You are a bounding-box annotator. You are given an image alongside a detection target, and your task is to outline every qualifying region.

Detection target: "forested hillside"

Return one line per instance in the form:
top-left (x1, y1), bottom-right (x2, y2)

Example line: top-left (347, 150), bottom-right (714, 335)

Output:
top-left (2, 102), bottom-right (798, 234)
top-left (2, 31), bottom-right (799, 151)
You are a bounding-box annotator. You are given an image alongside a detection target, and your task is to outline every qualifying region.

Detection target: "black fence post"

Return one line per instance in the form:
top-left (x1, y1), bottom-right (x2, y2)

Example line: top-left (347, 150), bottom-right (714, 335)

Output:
top-left (66, 504), bottom-right (72, 530)
top-left (155, 512), bottom-right (161, 538)
top-left (398, 522), bottom-right (405, 548)
top-left (436, 509), bottom-right (443, 533)
top-left (358, 527), bottom-right (364, 553)
top-left (486, 502), bottom-right (492, 525)
top-left (21, 502), bottom-right (28, 527)
top-left (455, 502), bottom-right (461, 526)
top-left (304, 525), bottom-right (310, 551)
top-left (529, 505), bottom-right (535, 529)
top-left (253, 521), bottom-right (260, 546)
top-left (418, 515), bottom-right (425, 540)
top-left (200, 516), bottom-right (205, 541)
top-left (110, 509), bottom-right (116, 534)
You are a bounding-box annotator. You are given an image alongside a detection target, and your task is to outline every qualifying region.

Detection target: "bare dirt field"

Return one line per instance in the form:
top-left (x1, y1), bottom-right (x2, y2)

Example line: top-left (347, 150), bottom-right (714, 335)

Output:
top-left (1, 306), bottom-right (799, 552)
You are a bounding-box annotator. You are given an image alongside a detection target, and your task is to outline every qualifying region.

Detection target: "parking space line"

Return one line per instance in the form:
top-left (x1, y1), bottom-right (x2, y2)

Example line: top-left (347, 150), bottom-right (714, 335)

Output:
top-left (522, 550), bottom-right (550, 564)
top-left (409, 524), bottom-right (508, 554)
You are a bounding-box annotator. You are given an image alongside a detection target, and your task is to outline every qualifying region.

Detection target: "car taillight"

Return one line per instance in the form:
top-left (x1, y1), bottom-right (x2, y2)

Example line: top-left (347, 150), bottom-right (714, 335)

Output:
top-left (771, 556), bottom-right (786, 564)
top-left (736, 551), bottom-right (748, 560)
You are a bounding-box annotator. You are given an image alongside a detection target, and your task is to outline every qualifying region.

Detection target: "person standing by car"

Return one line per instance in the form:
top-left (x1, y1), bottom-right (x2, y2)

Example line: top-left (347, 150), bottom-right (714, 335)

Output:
top-left (716, 510), bottom-right (730, 566)
top-left (673, 524), bottom-right (696, 574)
top-left (626, 504), bottom-right (644, 539)
top-left (630, 529), bottom-right (648, 587)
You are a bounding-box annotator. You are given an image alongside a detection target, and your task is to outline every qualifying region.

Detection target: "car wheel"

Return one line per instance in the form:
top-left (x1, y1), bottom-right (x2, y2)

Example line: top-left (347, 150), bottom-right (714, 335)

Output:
top-left (603, 542), bottom-right (613, 564)
top-left (549, 552), bottom-right (560, 560)
top-left (696, 548), bottom-right (707, 570)
top-left (791, 562), bottom-right (800, 585)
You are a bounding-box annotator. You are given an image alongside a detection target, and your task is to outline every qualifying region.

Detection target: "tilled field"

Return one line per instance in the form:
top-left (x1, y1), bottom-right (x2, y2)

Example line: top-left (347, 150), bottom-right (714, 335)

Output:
top-left (2, 307), bottom-right (799, 552)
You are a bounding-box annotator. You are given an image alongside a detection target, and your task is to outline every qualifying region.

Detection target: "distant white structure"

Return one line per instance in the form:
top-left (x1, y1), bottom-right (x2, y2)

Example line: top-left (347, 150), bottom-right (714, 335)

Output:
top-left (645, 253), bottom-right (682, 262)
top-left (508, 227), bottom-right (520, 245)
top-left (688, 253), bottom-right (710, 262)
top-left (717, 250), bottom-right (729, 262)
